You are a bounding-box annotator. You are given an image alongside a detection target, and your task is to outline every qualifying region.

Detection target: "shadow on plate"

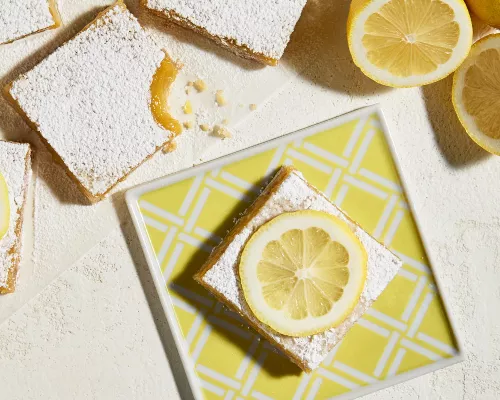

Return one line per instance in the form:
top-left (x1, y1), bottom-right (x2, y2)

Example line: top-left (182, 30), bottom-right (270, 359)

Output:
top-left (115, 172), bottom-right (303, 396)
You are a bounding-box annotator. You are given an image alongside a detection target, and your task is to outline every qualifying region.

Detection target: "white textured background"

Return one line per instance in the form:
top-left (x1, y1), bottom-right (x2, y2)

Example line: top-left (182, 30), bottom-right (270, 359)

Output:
top-left (0, 0), bottom-right (499, 399)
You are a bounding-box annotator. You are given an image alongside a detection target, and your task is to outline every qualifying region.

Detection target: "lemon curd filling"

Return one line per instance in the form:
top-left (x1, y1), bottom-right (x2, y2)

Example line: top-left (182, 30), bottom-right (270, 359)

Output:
top-left (0, 172), bottom-right (10, 240)
top-left (150, 54), bottom-right (182, 136)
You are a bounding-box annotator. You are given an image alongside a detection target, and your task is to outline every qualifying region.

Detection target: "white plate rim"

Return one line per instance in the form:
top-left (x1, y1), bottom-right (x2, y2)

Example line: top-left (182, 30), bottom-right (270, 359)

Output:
top-left (125, 104), bottom-right (464, 400)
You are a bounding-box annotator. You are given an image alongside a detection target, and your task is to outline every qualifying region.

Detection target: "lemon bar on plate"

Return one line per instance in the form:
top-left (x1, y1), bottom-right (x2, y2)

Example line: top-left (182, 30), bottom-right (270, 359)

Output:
top-left (6, 1), bottom-right (180, 202)
top-left (0, 141), bottom-right (31, 294)
top-left (142, 0), bottom-right (309, 65)
top-left (0, 0), bottom-right (61, 45)
top-left (195, 166), bottom-right (402, 372)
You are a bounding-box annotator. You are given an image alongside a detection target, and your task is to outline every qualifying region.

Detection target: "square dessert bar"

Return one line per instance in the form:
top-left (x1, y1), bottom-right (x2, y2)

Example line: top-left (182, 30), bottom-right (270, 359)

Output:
top-left (0, 141), bottom-right (31, 294)
top-left (142, 0), bottom-right (309, 65)
top-left (7, 2), bottom-right (176, 202)
top-left (195, 166), bottom-right (402, 372)
top-left (0, 0), bottom-right (60, 45)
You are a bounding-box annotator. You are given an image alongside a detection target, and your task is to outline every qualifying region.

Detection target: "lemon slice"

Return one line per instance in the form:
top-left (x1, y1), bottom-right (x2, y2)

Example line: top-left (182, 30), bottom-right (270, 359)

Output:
top-left (452, 34), bottom-right (500, 154)
top-left (347, 0), bottom-right (473, 87)
top-left (0, 172), bottom-right (10, 240)
top-left (239, 210), bottom-right (367, 337)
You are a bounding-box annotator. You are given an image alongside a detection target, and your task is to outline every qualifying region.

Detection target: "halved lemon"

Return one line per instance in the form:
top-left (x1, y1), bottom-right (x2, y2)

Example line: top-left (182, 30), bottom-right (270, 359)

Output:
top-left (239, 210), bottom-right (367, 337)
top-left (452, 34), bottom-right (500, 154)
top-left (347, 0), bottom-right (473, 87)
top-left (0, 172), bottom-right (10, 240)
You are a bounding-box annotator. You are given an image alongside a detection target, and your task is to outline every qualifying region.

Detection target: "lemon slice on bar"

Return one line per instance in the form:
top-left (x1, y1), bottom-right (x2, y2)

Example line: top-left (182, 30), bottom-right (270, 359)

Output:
top-left (0, 172), bottom-right (10, 240)
top-left (239, 210), bottom-right (367, 337)
top-left (452, 34), bottom-right (500, 154)
top-left (347, 0), bottom-right (473, 87)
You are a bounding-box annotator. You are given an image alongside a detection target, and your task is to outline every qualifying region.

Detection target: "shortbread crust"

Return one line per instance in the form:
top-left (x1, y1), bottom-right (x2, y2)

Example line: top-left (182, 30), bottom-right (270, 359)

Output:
top-left (142, 0), bottom-right (309, 65)
top-left (0, 0), bottom-right (60, 45)
top-left (7, 2), bottom-right (176, 202)
top-left (0, 141), bottom-right (31, 294)
top-left (195, 166), bottom-right (402, 372)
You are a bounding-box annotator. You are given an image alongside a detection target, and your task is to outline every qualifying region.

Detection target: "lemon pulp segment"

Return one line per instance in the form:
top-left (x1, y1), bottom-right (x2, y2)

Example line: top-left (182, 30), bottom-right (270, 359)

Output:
top-left (348, 0), bottom-right (472, 87)
top-left (239, 210), bottom-right (367, 337)
top-left (150, 54), bottom-right (182, 136)
top-left (452, 34), bottom-right (500, 154)
top-left (0, 172), bottom-right (10, 240)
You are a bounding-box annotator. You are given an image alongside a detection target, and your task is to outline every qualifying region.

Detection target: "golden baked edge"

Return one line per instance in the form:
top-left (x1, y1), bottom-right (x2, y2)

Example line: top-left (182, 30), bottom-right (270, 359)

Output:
top-left (3, 1), bottom-right (176, 203)
top-left (140, 0), bottom-right (279, 66)
top-left (0, 144), bottom-right (31, 294)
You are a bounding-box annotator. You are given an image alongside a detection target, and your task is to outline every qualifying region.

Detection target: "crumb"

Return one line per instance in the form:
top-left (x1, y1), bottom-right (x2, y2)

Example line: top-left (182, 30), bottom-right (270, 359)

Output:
top-left (215, 90), bottom-right (227, 106)
top-left (222, 118), bottom-right (230, 125)
top-left (194, 79), bottom-right (206, 92)
top-left (212, 125), bottom-right (232, 139)
top-left (185, 87), bottom-right (190, 95)
top-left (162, 140), bottom-right (177, 154)
top-left (200, 124), bottom-right (210, 132)
top-left (250, 104), bottom-right (257, 111)
top-left (187, 81), bottom-right (194, 87)
top-left (183, 121), bottom-right (193, 129)
top-left (183, 100), bottom-right (193, 114)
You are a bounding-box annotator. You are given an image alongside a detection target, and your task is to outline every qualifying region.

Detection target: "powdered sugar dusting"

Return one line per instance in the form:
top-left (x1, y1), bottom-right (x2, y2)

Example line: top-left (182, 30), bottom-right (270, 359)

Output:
top-left (0, 141), bottom-right (31, 289)
top-left (0, 0), bottom-right (55, 44)
top-left (9, 4), bottom-right (172, 198)
top-left (202, 168), bottom-right (402, 370)
top-left (145, 0), bottom-right (308, 60)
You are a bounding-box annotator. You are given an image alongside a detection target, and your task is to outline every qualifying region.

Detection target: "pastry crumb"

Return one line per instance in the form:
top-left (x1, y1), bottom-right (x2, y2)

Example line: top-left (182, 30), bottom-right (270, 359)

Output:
top-left (200, 124), bottom-right (210, 132)
top-left (187, 81), bottom-right (194, 86)
top-left (162, 140), bottom-right (177, 154)
top-left (222, 118), bottom-right (230, 125)
top-left (194, 79), bottom-right (206, 92)
top-left (212, 125), bottom-right (232, 139)
top-left (183, 121), bottom-right (193, 129)
top-left (249, 103), bottom-right (257, 111)
top-left (215, 90), bottom-right (227, 106)
top-left (183, 100), bottom-right (193, 114)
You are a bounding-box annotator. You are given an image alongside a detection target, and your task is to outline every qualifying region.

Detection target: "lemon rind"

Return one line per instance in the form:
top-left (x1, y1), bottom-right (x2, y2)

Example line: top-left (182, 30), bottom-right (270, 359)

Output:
top-left (239, 210), bottom-right (368, 338)
top-left (452, 33), bottom-right (500, 155)
top-left (347, 0), bottom-right (473, 88)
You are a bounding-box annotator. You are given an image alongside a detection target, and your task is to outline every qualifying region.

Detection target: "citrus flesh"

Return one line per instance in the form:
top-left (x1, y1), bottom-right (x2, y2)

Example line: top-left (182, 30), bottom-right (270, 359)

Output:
top-left (0, 172), bottom-right (10, 240)
top-left (466, 0), bottom-right (500, 29)
top-left (347, 0), bottom-right (473, 87)
top-left (239, 210), bottom-right (367, 337)
top-left (453, 34), bottom-right (500, 154)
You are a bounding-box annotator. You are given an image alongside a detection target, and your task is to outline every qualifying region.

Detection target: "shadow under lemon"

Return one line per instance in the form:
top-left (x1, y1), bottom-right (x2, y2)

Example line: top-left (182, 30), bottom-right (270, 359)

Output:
top-left (422, 75), bottom-right (490, 168)
top-left (283, 0), bottom-right (391, 96)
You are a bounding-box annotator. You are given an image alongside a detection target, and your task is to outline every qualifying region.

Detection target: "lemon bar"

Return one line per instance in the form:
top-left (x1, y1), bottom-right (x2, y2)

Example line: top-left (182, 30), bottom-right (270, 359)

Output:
top-left (0, 0), bottom-right (61, 45)
top-left (0, 141), bottom-right (31, 294)
top-left (195, 166), bottom-right (402, 372)
top-left (7, 2), bottom-right (179, 202)
top-left (142, 0), bottom-right (309, 65)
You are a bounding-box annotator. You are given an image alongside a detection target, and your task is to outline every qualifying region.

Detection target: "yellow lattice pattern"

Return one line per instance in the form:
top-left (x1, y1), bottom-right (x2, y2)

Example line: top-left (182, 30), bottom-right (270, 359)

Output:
top-left (138, 112), bottom-right (458, 399)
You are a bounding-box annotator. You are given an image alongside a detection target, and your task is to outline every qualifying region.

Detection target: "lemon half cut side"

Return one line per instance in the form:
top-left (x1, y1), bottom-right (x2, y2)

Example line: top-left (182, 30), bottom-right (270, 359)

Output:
top-left (239, 210), bottom-right (368, 337)
top-left (452, 34), bottom-right (500, 155)
top-left (0, 172), bottom-right (10, 240)
top-left (347, 0), bottom-right (473, 87)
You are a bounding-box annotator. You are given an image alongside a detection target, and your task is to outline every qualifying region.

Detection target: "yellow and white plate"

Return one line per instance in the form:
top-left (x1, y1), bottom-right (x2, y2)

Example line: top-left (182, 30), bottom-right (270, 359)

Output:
top-left (126, 106), bottom-right (462, 400)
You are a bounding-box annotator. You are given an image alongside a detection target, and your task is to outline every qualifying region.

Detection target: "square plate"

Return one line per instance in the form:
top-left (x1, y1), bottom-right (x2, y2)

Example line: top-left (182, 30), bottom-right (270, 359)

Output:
top-left (126, 105), bottom-right (463, 400)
